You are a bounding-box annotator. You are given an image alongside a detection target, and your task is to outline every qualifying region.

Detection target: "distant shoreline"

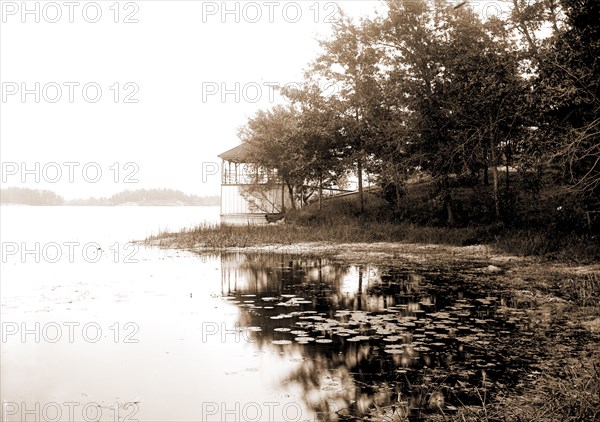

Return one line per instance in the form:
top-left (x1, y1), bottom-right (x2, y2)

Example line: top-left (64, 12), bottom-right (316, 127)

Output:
top-left (0, 203), bottom-right (219, 207)
top-left (0, 187), bottom-right (219, 206)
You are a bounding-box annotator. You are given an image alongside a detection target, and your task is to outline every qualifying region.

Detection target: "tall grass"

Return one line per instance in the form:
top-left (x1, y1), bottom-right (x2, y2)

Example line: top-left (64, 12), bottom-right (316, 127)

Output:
top-left (145, 219), bottom-right (493, 249)
top-left (487, 350), bottom-right (600, 421)
top-left (146, 220), bottom-right (598, 264)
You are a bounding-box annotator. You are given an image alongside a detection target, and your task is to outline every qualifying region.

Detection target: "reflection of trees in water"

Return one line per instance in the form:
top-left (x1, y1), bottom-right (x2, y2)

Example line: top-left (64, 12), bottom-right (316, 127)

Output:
top-left (220, 253), bottom-right (540, 420)
top-left (220, 253), bottom-right (366, 310)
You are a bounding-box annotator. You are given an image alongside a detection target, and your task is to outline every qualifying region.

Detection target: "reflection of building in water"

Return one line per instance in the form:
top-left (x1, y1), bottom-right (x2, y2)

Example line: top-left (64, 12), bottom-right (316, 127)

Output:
top-left (220, 252), bottom-right (288, 294)
top-left (220, 253), bottom-right (397, 311)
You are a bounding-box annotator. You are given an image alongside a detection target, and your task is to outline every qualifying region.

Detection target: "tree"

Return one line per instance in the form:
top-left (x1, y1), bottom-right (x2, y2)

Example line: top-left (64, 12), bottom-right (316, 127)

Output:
top-left (310, 13), bottom-right (385, 213)
top-left (238, 105), bottom-right (305, 210)
top-left (239, 101), bottom-right (347, 211)
top-left (370, 0), bottom-right (527, 223)
top-left (535, 0), bottom-right (600, 210)
top-left (283, 83), bottom-right (348, 209)
top-left (439, 12), bottom-right (527, 221)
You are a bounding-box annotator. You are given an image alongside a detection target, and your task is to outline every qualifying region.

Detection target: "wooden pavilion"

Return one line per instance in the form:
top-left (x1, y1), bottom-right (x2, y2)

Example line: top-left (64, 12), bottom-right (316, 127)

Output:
top-left (218, 143), bottom-right (287, 225)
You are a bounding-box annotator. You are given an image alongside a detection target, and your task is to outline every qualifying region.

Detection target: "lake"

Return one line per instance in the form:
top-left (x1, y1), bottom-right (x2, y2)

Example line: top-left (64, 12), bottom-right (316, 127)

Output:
top-left (1, 206), bottom-right (545, 421)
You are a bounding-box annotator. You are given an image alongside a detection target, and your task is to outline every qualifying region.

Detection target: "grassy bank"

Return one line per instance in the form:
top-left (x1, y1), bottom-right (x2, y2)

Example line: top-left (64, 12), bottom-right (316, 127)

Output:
top-left (145, 184), bottom-right (599, 262)
top-left (146, 219), bottom-right (482, 248)
top-left (146, 216), bottom-right (599, 264)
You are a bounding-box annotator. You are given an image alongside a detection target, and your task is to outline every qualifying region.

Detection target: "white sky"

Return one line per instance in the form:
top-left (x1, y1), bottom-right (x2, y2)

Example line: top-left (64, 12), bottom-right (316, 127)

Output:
top-left (0, 0), bottom-right (509, 199)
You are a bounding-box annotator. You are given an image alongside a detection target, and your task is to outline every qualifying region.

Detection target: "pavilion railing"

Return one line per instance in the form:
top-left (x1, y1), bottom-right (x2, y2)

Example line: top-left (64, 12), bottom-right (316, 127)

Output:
top-left (222, 164), bottom-right (280, 185)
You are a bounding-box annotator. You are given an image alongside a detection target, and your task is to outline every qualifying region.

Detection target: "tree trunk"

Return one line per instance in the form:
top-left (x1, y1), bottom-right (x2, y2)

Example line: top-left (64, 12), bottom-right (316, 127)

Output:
top-left (443, 177), bottom-right (456, 227)
top-left (395, 181), bottom-right (402, 211)
top-left (547, 0), bottom-right (560, 33)
top-left (445, 193), bottom-right (456, 227)
top-left (357, 157), bottom-right (365, 214)
top-left (483, 142), bottom-right (489, 186)
top-left (505, 140), bottom-right (511, 191)
top-left (512, 0), bottom-right (538, 55)
top-left (319, 176), bottom-right (323, 211)
top-left (490, 142), bottom-right (501, 221)
top-left (287, 184), bottom-right (296, 210)
top-left (393, 166), bottom-right (403, 211)
top-left (483, 163), bottom-right (489, 186)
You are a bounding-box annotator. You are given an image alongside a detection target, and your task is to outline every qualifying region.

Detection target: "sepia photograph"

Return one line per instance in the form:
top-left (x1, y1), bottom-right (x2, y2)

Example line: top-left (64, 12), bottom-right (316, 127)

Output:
top-left (1, 0), bottom-right (599, 420)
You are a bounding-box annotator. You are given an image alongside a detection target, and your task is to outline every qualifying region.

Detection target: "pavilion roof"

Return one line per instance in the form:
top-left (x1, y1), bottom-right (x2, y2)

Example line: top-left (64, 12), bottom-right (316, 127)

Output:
top-left (217, 143), bottom-right (254, 163)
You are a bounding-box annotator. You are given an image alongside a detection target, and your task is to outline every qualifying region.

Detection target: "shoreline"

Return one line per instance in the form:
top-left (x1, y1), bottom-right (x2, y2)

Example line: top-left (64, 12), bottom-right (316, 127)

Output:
top-left (145, 237), bottom-right (599, 272)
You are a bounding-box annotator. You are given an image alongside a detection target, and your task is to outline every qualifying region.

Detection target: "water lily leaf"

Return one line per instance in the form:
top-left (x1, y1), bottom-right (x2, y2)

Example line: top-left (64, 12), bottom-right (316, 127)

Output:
top-left (272, 340), bottom-right (292, 345)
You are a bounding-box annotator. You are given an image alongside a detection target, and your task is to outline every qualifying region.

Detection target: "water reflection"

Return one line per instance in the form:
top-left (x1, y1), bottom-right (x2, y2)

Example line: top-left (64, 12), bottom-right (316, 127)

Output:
top-left (219, 252), bottom-right (542, 420)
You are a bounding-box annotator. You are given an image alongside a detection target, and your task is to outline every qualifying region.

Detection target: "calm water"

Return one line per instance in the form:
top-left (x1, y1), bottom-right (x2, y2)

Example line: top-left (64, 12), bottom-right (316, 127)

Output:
top-left (217, 253), bottom-right (545, 420)
top-left (1, 207), bottom-right (543, 421)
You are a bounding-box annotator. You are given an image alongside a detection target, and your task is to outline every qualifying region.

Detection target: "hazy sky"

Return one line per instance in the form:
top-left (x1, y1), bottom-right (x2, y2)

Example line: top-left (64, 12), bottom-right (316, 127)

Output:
top-left (0, 0), bottom-right (506, 199)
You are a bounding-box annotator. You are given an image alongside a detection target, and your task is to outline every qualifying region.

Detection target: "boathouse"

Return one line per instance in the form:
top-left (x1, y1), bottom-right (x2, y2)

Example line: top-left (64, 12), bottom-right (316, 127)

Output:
top-left (218, 143), bottom-right (287, 225)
